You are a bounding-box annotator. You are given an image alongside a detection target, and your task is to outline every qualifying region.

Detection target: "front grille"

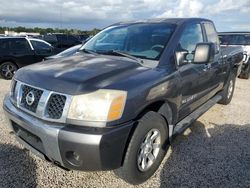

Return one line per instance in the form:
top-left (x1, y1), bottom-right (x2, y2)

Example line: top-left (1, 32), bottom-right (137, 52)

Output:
top-left (20, 85), bottom-right (43, 113)
top-left (12, 80), bottom-right (69, 122)
top-left (46, 94), bottom-right (66, 119)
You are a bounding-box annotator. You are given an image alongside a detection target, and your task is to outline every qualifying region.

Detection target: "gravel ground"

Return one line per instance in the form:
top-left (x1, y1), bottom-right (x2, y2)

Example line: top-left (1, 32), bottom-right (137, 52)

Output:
top-left (0, 78), bottom-right (250, 188)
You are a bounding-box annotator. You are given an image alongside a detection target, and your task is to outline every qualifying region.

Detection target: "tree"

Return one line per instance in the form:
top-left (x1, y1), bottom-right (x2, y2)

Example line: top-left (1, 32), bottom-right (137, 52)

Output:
top-left (0, 26), bottom-right (100, 35)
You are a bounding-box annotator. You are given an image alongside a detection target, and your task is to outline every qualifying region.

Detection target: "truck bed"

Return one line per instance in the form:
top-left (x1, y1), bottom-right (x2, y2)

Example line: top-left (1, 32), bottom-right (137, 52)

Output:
top-left (220, 45), bottom-right (244, 76)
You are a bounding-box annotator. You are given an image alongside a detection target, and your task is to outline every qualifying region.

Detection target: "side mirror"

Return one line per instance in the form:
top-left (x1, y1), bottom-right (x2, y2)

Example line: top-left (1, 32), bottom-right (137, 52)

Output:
top-left (193, 43), bottom-right (215, 64)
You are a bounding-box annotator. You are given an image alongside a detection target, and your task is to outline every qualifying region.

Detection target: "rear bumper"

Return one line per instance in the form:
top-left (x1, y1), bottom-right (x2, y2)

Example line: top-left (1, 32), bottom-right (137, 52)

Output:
top-left (3, 95), bottom-right (134, 171)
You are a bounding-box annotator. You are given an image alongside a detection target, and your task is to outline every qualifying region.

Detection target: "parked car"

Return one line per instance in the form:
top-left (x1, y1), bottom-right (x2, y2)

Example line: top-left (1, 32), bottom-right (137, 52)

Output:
top-left (83, 35), bottom-right (93, 43)
top-left (4, 18), bottom-right (243, 184)
top-left (44, 44), bottom-right (82, 60)
top-left (43, 34), bottom-right (82, 52)
top-left (76, 34), bottom-right (90, 43)
top-left (32, 35), bottom-right (44, 40)
top-left (220, 45), bottom-right (244, 77)
top-left (219, 32), bottom-right (250, 79)
top-left (0, 37), bottom-right (56, 79)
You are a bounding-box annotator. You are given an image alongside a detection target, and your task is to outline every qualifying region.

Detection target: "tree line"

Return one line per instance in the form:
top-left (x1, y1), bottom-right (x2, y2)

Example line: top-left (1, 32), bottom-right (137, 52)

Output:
top-left (0, 26), bottom-right (101, 36)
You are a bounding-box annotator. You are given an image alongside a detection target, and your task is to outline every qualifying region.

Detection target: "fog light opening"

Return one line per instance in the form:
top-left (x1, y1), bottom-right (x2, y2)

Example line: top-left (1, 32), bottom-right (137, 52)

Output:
top-left (65, 151), bottom-right (82, 167)
top-left (73, 152), bottom-right (80, 161)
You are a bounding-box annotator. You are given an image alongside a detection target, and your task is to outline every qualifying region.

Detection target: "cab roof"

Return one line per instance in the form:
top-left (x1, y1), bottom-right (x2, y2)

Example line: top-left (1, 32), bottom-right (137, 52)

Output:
top-left (112, 18), bottom-right (212, 26)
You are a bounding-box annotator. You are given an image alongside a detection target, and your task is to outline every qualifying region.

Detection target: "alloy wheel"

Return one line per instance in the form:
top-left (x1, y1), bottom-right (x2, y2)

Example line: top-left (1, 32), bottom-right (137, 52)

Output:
top-left (137, 129), bottom-right (161, 172)
top-left (1, 64), bottom-right (16, 79)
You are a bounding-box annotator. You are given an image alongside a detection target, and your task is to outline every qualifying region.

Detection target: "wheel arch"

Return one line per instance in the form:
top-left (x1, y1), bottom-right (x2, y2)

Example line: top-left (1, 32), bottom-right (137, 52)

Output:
top-left (0, 59), bottom-right (19, 68)
top-left (121, 100), bottom-right (176, 166)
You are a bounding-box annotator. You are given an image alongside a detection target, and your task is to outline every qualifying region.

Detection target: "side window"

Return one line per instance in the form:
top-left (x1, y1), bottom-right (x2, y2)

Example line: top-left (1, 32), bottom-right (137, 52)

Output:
top-left (204, 23), bottom-right (220, 51)
top-left (44, 35), bottom-right (57, 46)
top-left (178, 23), bottom-right (203, 61)
top-left (57, 35), bottom-right (70, 48)
top-left (179, 23), bottom-right (203, 52)
top-left (219, 35), bottom-right (238, 45)
top-left (68, 35), bottom-right (79, 43)
top-left (30, 40), bottom-right (51, 51)
top-left (234, 35), bottom-right (246, 45)
top-left (0, 40), bottom-right (9, 52)
top-left (245, 35), bottom-right (250, 45)
top-left (219, 35), bottom-right (230, 45)
top-left (57, 35), bottom-right (67, 43)
top-left (9, 39), bottom-right (31, 53)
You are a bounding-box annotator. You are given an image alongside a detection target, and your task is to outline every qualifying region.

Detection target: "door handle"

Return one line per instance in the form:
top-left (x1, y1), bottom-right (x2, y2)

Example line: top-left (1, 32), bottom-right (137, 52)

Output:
top-left (203, 64), bottom-right (211, 72)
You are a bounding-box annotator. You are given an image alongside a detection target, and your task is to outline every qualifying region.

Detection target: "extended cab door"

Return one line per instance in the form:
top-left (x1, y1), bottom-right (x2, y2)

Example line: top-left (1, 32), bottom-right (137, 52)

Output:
top-left (177, 22), bottom-right (216, 120)
top-left (203, 22), bottom-right (224, 93)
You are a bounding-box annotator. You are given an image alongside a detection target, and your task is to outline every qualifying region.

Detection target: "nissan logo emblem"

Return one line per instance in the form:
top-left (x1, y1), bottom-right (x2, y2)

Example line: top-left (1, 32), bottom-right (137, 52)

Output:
top-left (26, 91), bottom-right (35, 106)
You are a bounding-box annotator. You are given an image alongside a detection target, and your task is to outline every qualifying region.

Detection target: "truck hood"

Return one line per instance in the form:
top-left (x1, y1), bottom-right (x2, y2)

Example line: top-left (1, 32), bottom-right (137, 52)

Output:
top-left (15, 54), bottom-right (148, 95)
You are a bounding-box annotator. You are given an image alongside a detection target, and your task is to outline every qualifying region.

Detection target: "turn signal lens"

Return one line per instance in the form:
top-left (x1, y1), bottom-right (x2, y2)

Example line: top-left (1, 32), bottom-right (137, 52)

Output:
top-left (108, 95), bottom-right (126, 121)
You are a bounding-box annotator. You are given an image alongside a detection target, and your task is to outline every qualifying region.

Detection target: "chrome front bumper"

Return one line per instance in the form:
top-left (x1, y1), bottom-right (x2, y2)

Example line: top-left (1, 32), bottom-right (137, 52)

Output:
top-left (3, 95), bottom-right (133, 171)
top-left (3, 94), bottom-right (64, 165)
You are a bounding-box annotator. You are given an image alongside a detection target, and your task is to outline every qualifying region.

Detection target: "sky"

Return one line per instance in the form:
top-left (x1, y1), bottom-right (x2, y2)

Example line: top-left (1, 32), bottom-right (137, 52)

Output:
top-left (0, 0), bottom-right (250, 31)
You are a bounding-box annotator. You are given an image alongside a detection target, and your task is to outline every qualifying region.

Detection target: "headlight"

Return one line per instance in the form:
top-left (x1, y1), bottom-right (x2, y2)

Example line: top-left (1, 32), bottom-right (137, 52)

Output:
top-left (67, 89), bottom-right (127, 123)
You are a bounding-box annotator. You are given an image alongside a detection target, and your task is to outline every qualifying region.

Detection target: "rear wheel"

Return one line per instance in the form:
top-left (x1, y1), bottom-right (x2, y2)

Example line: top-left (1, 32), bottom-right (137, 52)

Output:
top-left (116, 111), bottom-right (168, 185)
top-left (0, 62), bottom-right (18, 80)
top-left (219, 73), bottom-right (236, 105)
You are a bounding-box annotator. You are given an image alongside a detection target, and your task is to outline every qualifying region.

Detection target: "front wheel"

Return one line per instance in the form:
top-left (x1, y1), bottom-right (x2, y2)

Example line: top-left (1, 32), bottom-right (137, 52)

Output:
top-left (0, 62), bottom-right (18, 80)
top-left (218, 73), bottom-right (236, 105)
top-left (116, 111), bottom-right (169, 185)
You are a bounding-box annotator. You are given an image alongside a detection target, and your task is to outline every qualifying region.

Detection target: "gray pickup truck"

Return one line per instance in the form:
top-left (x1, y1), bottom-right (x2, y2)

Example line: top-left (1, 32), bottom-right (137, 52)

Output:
top-left (219, 32), bottom-right (250, 79)
top-left (4, 18), bottom-right (243, 184)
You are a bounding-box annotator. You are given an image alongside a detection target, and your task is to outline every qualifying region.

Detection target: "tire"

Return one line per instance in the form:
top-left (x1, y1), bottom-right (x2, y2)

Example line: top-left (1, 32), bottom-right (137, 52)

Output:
top-left (116, 111), bottom-right (169, 185)
top-left (218, 73), bottom-right (236, 105)
top-left (0, 62), bottom-right (18, 80)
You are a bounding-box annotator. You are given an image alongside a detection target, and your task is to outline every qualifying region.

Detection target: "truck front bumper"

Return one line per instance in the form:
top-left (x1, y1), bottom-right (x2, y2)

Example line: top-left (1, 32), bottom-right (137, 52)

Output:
top-left (3, 96), bottom-right (134, 171)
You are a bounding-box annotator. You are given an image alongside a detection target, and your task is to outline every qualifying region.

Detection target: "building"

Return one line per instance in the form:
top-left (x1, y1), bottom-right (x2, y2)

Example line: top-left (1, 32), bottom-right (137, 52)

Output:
top-left (4, 30), bottom-right (40, 37)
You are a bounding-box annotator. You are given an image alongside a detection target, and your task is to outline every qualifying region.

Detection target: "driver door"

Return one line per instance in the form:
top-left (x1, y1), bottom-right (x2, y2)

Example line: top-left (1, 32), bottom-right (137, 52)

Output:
top-left (177, 23), bottom-right (215, 120)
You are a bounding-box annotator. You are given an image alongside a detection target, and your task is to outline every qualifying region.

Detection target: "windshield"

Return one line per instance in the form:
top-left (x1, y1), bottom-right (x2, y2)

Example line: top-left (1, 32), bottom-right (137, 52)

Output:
top-left (219, 34), bottom-right (250, 45)
top-left (81, 23), bottom-right (176, 60)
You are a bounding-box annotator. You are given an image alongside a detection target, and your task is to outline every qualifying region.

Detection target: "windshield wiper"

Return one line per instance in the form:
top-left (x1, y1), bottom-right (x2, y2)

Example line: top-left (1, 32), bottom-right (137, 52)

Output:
top-left (99, 50), bottom-right (144, 66)
top-left (81, 48), bottom-right (99, 55)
